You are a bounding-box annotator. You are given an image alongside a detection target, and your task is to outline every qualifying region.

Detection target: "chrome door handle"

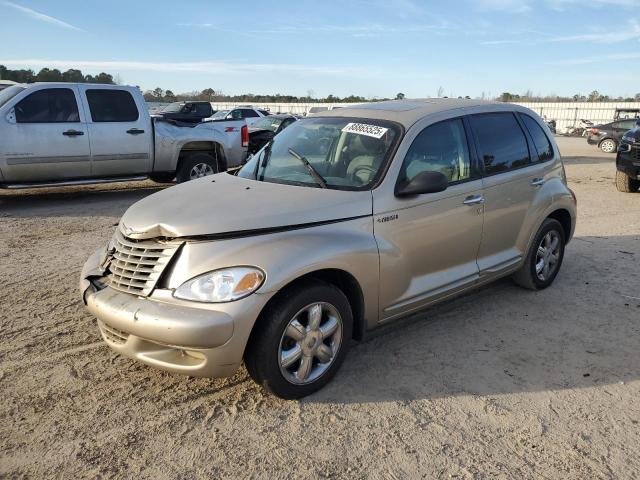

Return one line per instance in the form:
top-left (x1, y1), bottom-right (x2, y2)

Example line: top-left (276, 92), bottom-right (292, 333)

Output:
top-left (531, 177), bottom-right (545, 186)
top-left (463, 195), bottom-right (484, 205)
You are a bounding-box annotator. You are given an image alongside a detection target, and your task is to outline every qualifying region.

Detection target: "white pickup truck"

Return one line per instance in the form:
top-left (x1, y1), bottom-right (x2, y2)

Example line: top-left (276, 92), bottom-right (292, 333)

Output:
top-left (0, 83), bottom-right (249, 188)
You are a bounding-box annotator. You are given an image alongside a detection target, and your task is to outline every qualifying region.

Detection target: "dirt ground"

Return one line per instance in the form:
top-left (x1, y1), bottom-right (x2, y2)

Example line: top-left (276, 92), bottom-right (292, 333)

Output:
top-left (1, 137), bottom-right (639, 479)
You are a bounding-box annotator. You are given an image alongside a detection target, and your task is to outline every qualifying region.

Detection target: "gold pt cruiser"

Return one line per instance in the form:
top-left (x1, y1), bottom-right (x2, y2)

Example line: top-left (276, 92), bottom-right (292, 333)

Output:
top-left (81, 100), bottom-right (577, 399)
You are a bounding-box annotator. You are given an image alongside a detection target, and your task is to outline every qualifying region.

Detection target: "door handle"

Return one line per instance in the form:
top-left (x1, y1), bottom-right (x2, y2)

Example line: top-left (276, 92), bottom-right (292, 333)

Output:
top-left (63, 129), bottom-right (84, 136)
top-left (531, 177), bottom-right (545, 186)
top-left (463, 195), bottom-right (484, 205)
top-left (126, 128), bottom-right (145, 135)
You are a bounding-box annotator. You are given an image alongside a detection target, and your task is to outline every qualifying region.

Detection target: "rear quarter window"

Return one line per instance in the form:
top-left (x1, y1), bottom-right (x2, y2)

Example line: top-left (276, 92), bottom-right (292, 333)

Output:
top-left (520, 114), bottom-right (554, 162)
top-left (470, 112), bottom-right (530, 175)
top-left (86, 89), bottom-right (139, 122)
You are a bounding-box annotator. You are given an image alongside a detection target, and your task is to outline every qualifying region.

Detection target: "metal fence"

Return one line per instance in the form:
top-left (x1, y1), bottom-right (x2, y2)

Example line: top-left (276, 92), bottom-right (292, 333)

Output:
top-left (147, 101), bottom-right (640, 132)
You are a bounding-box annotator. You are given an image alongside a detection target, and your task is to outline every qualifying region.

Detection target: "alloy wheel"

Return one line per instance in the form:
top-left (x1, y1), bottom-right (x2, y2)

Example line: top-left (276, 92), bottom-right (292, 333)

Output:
top-left (600, 139), bottom-right (616, 153)
top-left (189, 162), bottom-right (215, 179)
top-left (278, 302), bottom-right (343, 385)
top-left (535, 230), bottom-right (561, 282)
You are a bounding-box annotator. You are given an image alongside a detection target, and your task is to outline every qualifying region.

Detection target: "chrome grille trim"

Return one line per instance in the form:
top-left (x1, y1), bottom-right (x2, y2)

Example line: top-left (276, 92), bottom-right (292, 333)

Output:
top-left (107, 230), bottom-right (180, 296)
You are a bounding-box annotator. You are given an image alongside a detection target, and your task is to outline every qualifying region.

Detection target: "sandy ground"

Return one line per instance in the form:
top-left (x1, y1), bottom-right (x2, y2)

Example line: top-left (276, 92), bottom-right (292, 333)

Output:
top-left (1, 137), bottom-right (639, 479)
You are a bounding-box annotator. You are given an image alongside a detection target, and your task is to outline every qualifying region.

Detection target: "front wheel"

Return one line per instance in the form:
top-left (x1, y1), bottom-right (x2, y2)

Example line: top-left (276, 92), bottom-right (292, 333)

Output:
top-left (615, 170), bottom-right (640, 193)
top-left (599, 138), bottom-right (617, 153)
top-left (245, 279), bottom-right (353, 399)
top-left (512, 218), bottom-right (566, 290)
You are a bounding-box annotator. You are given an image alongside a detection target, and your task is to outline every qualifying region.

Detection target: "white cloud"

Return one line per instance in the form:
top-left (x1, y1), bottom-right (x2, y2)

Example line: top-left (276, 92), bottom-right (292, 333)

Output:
top-left (1, 1), bottom-right (84, 31)
top-left (474, 0), bottom-right (532, 13)
top-left (0, 59), bottom-right (368, 77)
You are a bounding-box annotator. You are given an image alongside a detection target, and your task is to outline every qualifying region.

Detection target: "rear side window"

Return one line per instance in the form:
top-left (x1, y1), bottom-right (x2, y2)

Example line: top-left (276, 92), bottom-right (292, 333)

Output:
top-left (399, 118), bottom-right (471, 184)
top-left (470, 113), bottom-right (530, 175)
top-left (520, 114), bottom-right (554, 162)
top-left (195, 103), bottom-right (212, 116)
top-left (15, 88), bottom-right (79, 123)
top-left (241, 109), bottom-right (259, 118)
top-left (617, 120), bottom-right (636, 130)
top-left (258, 109), bottom-right (270, 116)
top-left (86, 89), bottom-right (139, 122)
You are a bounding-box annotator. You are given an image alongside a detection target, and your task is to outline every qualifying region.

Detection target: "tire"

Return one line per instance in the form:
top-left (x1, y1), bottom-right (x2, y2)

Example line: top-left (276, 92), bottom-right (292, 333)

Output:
top-left (176, 152), bottom-right (219, 183)
top-left (599, 138), bottom-right (617, 153)
top-left (512, 218), bottom-right (566, 291)
top-left (615, 170), bottom-right (639, 193)
top-left (245, 279), bottom-right (353, 399)
top-left (149, 172), bottom-right (175, 183)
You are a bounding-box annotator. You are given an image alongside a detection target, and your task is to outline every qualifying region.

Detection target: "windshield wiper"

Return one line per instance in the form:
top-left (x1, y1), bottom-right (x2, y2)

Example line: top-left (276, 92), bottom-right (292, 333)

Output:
top-left (288, 148), bottom-right (327, 189)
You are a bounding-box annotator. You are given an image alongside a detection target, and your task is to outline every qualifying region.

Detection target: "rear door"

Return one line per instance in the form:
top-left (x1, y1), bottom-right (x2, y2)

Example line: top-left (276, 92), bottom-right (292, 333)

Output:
top-left (1, 86), bottom-right (90, 182)
top-left (79, 87), bottom-right (152, 176)
top-left (468, 112), bottom-right (545, 277)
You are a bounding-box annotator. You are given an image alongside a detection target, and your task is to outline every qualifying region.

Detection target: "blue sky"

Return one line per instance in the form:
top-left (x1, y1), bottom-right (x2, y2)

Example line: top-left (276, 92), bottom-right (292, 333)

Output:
top-left (0, 0), bottom-right (638, 98)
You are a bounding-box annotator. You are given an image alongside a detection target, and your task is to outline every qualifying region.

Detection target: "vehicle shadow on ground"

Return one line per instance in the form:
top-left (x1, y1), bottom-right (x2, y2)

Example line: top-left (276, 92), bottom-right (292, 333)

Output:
top-left (307, 234), bottom-right (640, 404)
top-left (0, 183), bottom-right (165, 219)
top-left (562, 155), bottom-right (616, 166)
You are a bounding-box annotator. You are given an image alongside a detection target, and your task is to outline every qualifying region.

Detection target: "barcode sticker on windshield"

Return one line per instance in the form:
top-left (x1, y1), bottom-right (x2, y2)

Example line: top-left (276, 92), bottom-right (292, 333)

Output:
top-left (341, 123), bottom-right (388, 139)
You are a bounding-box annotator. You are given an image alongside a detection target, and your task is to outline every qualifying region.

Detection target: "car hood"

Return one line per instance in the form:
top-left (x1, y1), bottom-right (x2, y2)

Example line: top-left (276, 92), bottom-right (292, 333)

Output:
top-left (119, 173), bottom-right (373, 239)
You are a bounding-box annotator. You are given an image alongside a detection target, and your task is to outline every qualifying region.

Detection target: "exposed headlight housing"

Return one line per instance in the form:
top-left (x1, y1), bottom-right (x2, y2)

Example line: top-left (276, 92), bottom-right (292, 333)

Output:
top-left (173, 267), bottom-right (265, 303)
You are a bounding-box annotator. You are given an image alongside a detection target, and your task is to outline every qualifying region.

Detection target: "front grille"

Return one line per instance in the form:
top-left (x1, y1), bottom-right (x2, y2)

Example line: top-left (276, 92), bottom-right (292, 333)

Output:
top-left (633, 146), bottom-right (640, 161)
top-left (99, 321), bottom-right (130, 345)
top-left (107, 230), bottom-right (180, 296)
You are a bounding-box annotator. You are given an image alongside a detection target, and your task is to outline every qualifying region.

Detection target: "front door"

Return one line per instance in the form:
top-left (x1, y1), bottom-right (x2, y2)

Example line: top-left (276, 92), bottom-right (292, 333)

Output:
top-left (79, 87), bottom-right (152, 176)
top-left (374, 117), bottom-right (484, 322)
top-left (1, 86), bottom-right (90, 182)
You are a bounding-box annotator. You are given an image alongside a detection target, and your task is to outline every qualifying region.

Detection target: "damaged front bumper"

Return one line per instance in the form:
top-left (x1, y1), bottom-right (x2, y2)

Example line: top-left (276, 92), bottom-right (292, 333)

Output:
top-left (80, 247), bottom-right (267, 378)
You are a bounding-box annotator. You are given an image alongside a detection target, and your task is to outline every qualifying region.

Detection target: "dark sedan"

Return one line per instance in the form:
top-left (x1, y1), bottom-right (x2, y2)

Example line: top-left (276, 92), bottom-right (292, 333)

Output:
top-left (155, 101), bottom-right (215, 123)
top-left (248, 114), bottom-right (298, 154)
top-left (586, 118), bottom-right (638, 153)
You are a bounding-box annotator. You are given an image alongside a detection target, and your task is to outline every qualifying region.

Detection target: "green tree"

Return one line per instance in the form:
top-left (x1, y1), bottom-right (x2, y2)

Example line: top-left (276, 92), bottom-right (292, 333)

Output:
top-left (62, 69), bottom-right (84, 82)
top-left (35, 68), bottom-right (63, 82)
top-left (395, 92), bottom-right (405, 100)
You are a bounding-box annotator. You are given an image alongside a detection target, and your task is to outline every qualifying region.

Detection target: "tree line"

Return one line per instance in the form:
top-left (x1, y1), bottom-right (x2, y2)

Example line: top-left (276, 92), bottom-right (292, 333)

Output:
top-left (0, 65), bottom-right (115, 85)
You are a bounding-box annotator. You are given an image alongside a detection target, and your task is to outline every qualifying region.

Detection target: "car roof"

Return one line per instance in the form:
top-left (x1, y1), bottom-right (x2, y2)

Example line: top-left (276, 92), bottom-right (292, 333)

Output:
top-left (265, 114), bottom-right (294, 119)
top-left (313, 98), bottom-right (518, 128)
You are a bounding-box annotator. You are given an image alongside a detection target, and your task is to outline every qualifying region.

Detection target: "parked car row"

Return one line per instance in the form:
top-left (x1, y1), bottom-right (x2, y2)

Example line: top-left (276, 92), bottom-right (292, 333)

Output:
top-left (586, 118), bottom-right (638, 153)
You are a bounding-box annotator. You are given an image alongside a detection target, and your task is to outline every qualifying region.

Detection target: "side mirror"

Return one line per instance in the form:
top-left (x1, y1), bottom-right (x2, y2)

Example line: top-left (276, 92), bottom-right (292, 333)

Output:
top-left (395, 171), bottom-right (448, 197)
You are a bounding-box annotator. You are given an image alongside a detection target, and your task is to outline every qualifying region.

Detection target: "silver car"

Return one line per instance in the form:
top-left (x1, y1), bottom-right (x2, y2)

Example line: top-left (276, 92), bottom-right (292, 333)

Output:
top-left (80, 99), bottom-right (577, 399)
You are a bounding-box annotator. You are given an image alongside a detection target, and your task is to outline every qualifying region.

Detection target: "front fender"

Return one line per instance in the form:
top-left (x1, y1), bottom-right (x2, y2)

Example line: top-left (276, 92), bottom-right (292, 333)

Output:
top-left (164, 216), bottom-right (380, 325)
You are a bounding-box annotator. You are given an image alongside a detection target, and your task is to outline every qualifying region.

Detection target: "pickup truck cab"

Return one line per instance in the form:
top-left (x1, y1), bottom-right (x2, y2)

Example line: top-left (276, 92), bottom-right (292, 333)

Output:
top-left (81, 99), bottom-right (576, 399)
top-left (0, 83), bottom-right (248, 188)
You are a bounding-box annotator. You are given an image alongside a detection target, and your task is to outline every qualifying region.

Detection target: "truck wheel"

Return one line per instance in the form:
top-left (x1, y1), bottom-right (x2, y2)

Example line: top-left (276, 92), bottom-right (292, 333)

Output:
top-left (176, 152), bottom-right (219, 183)
top-left (615, 170), bottom-right (639, 193)
top-left (599, 138), bottom-right (617, 153)
top-left (245, 279), bottom-right (353, 399)
top-left (512, 218), bottom-right (565, 291)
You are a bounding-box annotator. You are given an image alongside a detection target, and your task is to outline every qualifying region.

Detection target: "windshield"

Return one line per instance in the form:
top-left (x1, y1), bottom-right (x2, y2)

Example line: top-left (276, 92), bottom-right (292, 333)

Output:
top-left (0, 85), bottom-right (26, 108)
top-left (161, 102), bottom-right (184, 113)
top-left (252, 117), bottom-right (282, 132)
top-left (238, 117), bottom-right (401, 190)
top-left (210, 109), bottom-right (229, 119)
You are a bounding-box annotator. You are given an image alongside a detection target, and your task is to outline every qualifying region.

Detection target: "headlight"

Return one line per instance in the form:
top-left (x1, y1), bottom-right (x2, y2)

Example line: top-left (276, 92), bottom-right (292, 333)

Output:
top-left (173, 267), bottom-right (265, 303)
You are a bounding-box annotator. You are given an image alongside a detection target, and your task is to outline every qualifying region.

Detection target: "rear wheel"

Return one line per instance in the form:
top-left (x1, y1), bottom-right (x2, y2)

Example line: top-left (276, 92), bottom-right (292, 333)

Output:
top-left (512, 218), bottom-right (565, 290)
top-left (176, 152), bottom-right (219, 183)
top-left (615, 170), bottom-right (639, 193)
top-left (245, 279), bottom-right (353, 399)
top-left (599, 138), bottom-right (617, 153)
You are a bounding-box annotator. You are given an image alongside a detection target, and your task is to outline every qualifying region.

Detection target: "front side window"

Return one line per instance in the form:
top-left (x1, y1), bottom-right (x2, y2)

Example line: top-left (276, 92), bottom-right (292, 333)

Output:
top-left (195, 103), bottom-right (211, 115)
top-left (241, 109), bottom-right (259, 118)
top-left (521, 114), bottom-right (554, 162)
top-left (238, 117), bottom-right (401, 190)
top-left (399, 118), bottom-right (471, 185)
top-left (15, 88), bottom-right (79, 123)
top-left (470, 112), bottom-right (530, 175)
top-left (86, 89), bottom-right (138, 122)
